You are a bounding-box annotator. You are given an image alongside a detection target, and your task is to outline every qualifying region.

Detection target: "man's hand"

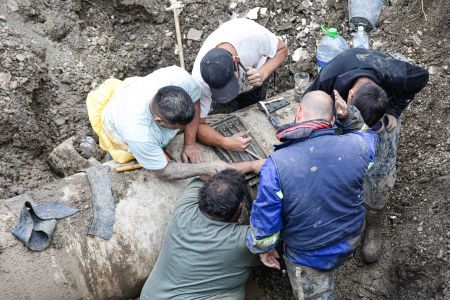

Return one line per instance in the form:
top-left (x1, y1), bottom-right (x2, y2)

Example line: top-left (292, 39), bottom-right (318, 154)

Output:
top-left (247, 68), bottom-right (266, 87)
top-left (259, 249), bottom-right (280, 269)
top-left (224, 131), bottom-right (252, 151)
top-left (207, 160), bottom-right (230, 176)
top-left (384, 114), bottom-right (398, 132)
top-left (334, 90), bottom-right (348, 119)
top-left (182, 144), bottom-right (202, 164)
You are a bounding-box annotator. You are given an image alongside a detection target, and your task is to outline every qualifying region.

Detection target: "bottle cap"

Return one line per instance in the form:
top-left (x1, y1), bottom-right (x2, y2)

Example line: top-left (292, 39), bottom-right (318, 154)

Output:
top-left (321, 25), bottom-right (338, 38)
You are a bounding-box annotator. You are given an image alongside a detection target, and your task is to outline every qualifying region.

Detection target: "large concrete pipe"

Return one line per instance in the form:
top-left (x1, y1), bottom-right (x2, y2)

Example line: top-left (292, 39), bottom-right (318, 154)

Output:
top-left (0, 91), bottom-right (294, 300)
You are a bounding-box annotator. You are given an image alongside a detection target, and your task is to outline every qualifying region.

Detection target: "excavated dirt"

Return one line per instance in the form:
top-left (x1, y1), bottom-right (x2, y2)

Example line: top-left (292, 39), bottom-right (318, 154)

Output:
top-left (0, 0), bottom-right (448, 299)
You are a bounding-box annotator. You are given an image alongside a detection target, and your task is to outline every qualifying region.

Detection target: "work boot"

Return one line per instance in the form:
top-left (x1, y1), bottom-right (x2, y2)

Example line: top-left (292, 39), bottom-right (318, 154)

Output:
top-left (362, 208), bottom-right (385, 263)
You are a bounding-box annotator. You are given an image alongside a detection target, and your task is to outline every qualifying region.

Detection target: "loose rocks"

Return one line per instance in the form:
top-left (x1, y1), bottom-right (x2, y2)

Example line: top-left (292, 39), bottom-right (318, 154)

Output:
top-left (0, 72), bottom-right (12, 90)
top-left (7, 0), bottom-right (19, 12)
top-left (186, 28), bottom-right (203, 41)
top-left (47, 137), bottom-right (98, 177)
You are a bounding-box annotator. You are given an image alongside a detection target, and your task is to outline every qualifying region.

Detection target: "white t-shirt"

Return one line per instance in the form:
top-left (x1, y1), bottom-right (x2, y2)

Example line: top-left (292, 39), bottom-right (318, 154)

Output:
top-left (192, 18), bottom-right (279, 118)
top-left (102, 66), bottom-right (201, 170)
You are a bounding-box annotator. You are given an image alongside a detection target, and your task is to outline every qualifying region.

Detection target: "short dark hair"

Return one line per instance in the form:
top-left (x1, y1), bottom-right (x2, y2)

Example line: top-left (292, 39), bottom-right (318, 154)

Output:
top-left (352, 83), bottom-right (388, 127)
top-left (153, 85), bottom-right (195, 125)
top-left (199, 169), bottom-right (251, 222)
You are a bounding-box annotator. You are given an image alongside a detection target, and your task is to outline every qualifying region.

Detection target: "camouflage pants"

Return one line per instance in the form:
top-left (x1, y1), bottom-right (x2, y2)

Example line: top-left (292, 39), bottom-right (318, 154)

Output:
top-left (284, 257), bottom-right (334, 300)
top-left (364, 120), bottom-right (401, 210)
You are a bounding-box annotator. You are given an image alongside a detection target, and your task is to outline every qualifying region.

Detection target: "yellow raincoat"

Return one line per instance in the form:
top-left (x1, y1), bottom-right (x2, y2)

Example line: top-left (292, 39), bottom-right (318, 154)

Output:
top-left (86, 78), bottom-right (137, 163)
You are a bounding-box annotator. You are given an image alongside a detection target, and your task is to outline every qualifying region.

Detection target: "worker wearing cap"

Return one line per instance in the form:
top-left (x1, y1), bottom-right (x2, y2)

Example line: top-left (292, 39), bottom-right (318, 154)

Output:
top-left (192, 18), bottom-right (288, 151)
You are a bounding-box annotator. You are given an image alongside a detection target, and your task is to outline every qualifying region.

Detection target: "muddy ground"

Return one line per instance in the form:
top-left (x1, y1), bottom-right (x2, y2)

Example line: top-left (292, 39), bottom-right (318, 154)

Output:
top-left (0, 0), bottom-right (448, 299)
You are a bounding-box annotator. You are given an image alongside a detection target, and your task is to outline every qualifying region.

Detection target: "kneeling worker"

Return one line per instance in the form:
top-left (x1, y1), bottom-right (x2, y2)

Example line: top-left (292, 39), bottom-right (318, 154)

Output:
top-left (247, 91), bottom-right (379, 299)
top-left (140, 166), bottom-right (264, 300)
top-left (87, 66), bottom-right (227, 179)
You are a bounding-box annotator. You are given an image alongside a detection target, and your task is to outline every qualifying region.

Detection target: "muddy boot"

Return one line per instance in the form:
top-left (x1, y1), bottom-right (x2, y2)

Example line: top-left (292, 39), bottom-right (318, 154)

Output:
top-left (362, 208), bottom-right (385, 263)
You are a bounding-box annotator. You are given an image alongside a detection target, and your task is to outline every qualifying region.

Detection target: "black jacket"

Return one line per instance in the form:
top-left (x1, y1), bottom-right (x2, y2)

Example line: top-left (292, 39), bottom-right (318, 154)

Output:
top-left (306, 48), bottom-right (429, 118)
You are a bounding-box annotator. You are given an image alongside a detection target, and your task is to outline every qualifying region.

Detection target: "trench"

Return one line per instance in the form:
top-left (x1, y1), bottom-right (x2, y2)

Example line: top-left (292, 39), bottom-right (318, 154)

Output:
top-left (0, 0), bottom-right (448, 299)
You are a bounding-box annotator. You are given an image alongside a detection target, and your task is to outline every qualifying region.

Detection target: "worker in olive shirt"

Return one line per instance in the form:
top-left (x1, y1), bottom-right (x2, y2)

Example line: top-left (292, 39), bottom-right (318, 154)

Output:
top-left (140, 166), bottom-right (263, 300)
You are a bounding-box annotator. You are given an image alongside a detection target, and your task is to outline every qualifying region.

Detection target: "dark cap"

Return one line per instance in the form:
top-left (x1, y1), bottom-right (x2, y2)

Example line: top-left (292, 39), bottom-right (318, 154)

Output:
top-left (200, 48), bottom-right (240, 103)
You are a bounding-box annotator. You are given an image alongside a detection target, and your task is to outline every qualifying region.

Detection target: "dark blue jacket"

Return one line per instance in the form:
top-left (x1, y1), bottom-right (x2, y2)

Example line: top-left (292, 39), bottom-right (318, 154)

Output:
top-left (306, 48), bottom-right (429, 118)
top-left (247, 125), bottom-right (378, 270)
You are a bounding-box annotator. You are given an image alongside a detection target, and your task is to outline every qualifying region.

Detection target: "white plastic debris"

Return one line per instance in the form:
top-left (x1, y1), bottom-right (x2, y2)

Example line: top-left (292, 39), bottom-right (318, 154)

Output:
top-left (292, 48), bottom-right (310, 62)
top-left (309, 22), bottom-right (320, 30)
top-left (246, 7), bottom-right (260, 20)
top-left (260, 7), bottom-right (268, 17)
top-left (390, 52), bottom-right (412, 63)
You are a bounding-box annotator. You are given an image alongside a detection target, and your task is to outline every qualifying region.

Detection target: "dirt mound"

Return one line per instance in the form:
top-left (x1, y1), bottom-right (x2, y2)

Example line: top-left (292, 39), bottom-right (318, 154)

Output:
top-left (0, 0), bottom-right (333, 197)
top-left (0, 0), bottom-right (448, 299)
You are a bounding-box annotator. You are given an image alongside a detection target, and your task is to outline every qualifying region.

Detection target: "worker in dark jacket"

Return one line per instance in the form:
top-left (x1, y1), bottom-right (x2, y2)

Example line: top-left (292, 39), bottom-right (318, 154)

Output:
top-left (306, 48), bottom-right (429, 263)
top-left (247, 91), bottom-right (378, 299)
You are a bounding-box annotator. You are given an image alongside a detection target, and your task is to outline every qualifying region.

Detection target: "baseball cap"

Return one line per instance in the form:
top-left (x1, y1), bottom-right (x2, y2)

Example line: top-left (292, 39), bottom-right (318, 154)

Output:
top-left (200, 48), bottom-right (240, 103)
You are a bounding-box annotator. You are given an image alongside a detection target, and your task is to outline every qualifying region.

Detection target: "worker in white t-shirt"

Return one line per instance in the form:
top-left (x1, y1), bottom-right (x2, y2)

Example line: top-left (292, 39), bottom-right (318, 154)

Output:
top-left (101, 66), bottom-right (228, 179)
top-left (191, 18), bottom-right (288, 151)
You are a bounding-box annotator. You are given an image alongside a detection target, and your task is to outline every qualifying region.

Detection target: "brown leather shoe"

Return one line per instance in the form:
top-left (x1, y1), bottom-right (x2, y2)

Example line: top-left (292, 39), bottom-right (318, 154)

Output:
top-left (362, 208), bottom-right (385, 263)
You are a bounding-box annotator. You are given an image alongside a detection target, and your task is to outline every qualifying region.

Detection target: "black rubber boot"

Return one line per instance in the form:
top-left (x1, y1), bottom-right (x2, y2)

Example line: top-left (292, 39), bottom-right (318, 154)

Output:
top-left (362, 208), bottom-right (385, 263)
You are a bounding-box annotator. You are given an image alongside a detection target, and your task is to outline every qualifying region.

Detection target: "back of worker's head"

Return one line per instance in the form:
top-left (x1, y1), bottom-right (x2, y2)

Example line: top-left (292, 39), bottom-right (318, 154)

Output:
top-left (153, 85), bottom-right (195, 126)
top-left (199, 169), bottom-right (251, 222)
top-left (296, 91), bottom-right (334, 123)
top-left (351, 83), bottom-right (388, 127)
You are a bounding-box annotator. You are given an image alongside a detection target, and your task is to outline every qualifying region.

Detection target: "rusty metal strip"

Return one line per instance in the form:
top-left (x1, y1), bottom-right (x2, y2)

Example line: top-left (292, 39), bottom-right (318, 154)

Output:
top-left (210, 115), bottom-right (267, 187)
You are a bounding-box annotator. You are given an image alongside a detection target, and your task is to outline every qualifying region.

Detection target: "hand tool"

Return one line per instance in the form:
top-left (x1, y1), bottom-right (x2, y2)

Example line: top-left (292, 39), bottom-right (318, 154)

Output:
top-left (166, 1), bottom-right (185, 69)
top-left (245, 148), bottom-right (264, 160)
top-left (115, 164), bottom-right (143, 173)
top-left (258, 96), bottom-right (290, 129)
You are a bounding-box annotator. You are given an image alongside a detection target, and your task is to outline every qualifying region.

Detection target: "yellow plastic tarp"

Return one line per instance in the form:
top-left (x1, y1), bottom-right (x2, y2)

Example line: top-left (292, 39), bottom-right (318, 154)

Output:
top-left (86, 78), bottom-right (135, 163)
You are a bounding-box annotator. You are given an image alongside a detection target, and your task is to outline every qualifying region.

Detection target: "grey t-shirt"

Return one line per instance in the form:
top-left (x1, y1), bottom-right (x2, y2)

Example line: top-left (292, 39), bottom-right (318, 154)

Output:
top-left (140, 179), bottom-right (259, 300)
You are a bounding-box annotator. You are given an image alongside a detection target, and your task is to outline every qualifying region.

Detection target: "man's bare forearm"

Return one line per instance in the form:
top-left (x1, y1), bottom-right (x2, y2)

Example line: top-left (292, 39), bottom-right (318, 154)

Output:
top-left (184, 101), bottom-right (201, 145)
top-left (231, 159), bottom-right (266, 174)
top-left (154, 162), bottom-right (217, 180)
top-left (259, 39), bottom-right (288, 79)
top-left (197, 122), bottom-right (228, 148)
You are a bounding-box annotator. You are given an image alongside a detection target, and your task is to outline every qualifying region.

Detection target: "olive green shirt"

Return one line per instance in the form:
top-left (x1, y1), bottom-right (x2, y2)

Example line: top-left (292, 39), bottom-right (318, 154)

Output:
top-left (140, 179), bottom-right (259, 300)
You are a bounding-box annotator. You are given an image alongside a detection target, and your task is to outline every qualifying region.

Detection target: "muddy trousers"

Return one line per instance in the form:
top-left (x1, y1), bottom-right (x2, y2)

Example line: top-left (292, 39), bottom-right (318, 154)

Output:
top-left (284, 257), bottom-right (334, 300)
top-left (364, 121), bottom-right (401, 210)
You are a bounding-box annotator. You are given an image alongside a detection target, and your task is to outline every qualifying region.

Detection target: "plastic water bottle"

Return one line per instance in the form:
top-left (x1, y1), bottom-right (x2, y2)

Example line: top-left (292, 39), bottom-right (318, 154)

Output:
top-left (352, 26), bottom-right (369, 49)
top-left (316, 26), bottom-right (349, 71)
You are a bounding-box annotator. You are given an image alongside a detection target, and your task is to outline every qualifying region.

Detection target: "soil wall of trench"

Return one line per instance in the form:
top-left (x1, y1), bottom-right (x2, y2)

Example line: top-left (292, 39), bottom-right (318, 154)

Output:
top-left (0, 0), bottom-right (448, 299)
